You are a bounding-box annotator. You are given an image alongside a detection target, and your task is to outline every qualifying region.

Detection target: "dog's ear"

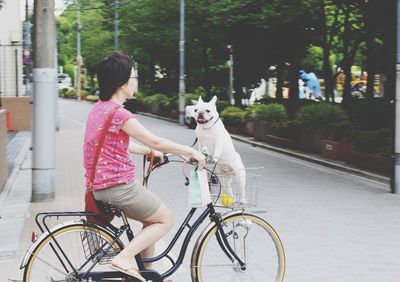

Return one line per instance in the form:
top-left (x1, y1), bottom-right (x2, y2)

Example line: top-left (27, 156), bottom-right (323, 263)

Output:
top-left (210, 95), bottom-right (217, 104)
top-left (198, 96), bottom-right (203, 103)
top-left (191, 99), bottom-right (198, 105)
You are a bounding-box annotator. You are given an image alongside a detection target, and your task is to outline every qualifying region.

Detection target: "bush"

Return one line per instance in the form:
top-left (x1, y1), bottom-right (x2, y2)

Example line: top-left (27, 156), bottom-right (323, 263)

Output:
top-left (351, 128), bottom-right (392, 156)
top-left (63, 88), bottom-right (77, 99)
top-left (216, 100), bottom-right (230, 113)
top-left (253, 104), bottom-right (288, 123)
top-left (221, 106), bottom-right (245, 127)
top-left (86, 95), bottom-right (99, 102)
top-left (297, 102), bottom-right (349, 135)
top-left (185, 93), bottom-right (203, 106)
top-left (143, 94), bottom-right (170, 108)
top-left (270, 120), bottom-right (302, 141)
top-left (244, 104), bottom-right (259, 122)
top-left (347, 98), bottom-right (393, 131)
top-left (58, 88), bottom-right (69, 97)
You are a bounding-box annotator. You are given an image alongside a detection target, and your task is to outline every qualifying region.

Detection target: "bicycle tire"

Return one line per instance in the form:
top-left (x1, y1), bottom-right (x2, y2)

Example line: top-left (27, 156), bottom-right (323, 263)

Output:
top-left (191, 212), bottom-right (285, 282)
top-left (23, 222), bottom-right (123, 282)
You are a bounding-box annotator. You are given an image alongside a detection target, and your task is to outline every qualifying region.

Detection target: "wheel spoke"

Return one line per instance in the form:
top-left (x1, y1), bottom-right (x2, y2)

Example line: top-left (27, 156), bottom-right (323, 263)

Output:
top-left (192, 214), bottom-right (285, 282)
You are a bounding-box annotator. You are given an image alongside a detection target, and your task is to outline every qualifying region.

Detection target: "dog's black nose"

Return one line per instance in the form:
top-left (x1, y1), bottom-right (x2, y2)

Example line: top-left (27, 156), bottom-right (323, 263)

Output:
top-left (198, 112), bottom-right (204, 119)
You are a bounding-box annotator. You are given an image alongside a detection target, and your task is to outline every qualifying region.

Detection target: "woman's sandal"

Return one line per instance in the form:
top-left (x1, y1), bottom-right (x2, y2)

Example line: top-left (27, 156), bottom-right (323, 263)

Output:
top-left (110, 264), bottom-right (146, 282)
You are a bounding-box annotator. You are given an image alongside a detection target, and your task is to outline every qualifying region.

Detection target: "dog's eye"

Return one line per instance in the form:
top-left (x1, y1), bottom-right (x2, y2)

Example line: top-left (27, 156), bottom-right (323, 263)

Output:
top-left (206, 110), bottom-right (210, 113)
top-left (194, 109), bottom-right (198, 113)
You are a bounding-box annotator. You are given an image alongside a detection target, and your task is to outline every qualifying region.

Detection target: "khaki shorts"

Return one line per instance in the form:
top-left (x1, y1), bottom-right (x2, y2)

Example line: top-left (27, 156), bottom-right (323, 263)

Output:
top-left (93, 180), bottom-right (162, 220)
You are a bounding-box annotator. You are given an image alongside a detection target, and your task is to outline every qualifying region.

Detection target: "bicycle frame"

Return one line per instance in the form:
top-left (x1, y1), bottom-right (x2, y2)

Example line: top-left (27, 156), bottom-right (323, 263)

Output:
top-left (22, 204), bottom-right (245, 281)
top-left (22, 156), bottom-right (247, 281)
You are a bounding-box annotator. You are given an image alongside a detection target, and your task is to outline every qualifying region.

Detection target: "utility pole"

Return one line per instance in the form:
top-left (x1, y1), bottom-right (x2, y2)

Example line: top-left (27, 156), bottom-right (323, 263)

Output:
top-left (394, 0), bottom-right (400, 194)
top-left (178, 0), bottom-right (185, 125)
top-left (76, 0), bottom-right (82, 100)
top-left (32, 0), bottom-right (57, 201)
top-left (114, 0), bottom-right (119, 51)
top-left (227, 45), bottom-right (234, 105)
top-left (24, 0), bottom-right (32, 96)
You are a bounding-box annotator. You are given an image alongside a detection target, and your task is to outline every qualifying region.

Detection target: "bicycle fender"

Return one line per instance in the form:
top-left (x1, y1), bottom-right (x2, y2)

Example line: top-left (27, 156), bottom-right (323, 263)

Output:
top-left (20, 220), bottom-right (90, 269)
top-left (190, 210), bottom-right (245, 273)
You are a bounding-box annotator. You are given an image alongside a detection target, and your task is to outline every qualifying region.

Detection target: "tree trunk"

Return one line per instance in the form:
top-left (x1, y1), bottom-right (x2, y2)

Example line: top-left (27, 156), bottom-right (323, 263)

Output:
top-left (365, 0), bottom-right (376, 99)
top-left (319, 0), bottom-right (335, 102)
top-left (275, 62), bottom-right (284, 101)
top-left (233, 57), bottom-right (243, 107)
top-left (288, 60), bottom-right (299, 101)
top-left (342, 5), bottom-right (352, 106)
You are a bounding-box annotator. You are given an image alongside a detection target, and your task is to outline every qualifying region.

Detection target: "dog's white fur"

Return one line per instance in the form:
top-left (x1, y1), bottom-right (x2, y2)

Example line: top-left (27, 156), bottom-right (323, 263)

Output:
top-left (191, 96), bottom-right (246, 203)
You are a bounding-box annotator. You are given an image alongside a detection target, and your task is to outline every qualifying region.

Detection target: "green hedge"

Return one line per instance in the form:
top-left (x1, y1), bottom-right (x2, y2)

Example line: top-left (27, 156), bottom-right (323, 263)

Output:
top-left (351, 128), bottom-right (392, 156)
top-left (297, 102), bottom-right (349, 135)
top-left (221, 106), bottom-right (245, 127)
top-left (253, 104), bottom-right (288, 122)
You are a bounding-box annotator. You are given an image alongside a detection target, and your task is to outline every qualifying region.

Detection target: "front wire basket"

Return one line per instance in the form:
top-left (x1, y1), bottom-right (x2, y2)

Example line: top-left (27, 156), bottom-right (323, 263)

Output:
top-left (80, 223), bottom-right (120, 265)
top-left (208, 167), bottom-right (263, 209)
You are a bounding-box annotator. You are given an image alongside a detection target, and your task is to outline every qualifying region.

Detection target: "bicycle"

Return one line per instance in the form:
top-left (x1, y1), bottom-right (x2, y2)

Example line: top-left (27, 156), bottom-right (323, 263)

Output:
top-left (20, 154), bottom-right (285, 281)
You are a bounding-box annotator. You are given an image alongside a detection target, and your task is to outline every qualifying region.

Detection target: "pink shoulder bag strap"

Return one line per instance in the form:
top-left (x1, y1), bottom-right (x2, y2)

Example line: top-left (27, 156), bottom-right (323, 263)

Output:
top-left (87, 105), bottom-right (119, 191)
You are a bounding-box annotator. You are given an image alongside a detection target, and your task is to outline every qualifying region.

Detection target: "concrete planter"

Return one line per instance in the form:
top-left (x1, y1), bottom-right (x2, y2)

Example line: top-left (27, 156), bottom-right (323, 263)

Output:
top-left (253, 120), bottom-right (271, 141)
top-left (226, 125), bottom-right (246, 135)
top-left (347, 150), bottom-right (391, 175)
top-left (1, 96), bottom-right (32, 131)
top-left (321, 139), bottom-right (354, 161)
top-left (0, 110), bottom-right (8, 191)
top-left (265, 134), bottom-right (295, 149)
top-left (245, 121), bottom-right (254, 136)
top-left (299, 128), bottom-right (322, 153)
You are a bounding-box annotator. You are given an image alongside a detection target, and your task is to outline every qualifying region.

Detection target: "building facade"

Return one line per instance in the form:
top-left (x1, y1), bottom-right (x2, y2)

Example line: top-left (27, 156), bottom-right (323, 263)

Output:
top-left (0, 0), bottom-right (23, 98)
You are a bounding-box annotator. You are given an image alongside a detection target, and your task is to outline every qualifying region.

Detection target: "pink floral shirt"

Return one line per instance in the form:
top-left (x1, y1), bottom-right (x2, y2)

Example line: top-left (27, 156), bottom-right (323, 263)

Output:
top-left (83, 100), bottom-right (136, 191)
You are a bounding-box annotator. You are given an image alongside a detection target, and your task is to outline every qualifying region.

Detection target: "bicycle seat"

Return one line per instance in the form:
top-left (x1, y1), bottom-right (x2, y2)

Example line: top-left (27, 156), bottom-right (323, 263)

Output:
top-left (98, 201), bottom-right (123, 217)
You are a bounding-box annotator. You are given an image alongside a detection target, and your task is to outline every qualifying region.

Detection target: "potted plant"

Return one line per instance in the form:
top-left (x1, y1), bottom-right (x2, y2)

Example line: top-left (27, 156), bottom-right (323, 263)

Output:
top-left (320, 122), bottom-right (354, 161)
top-left (253, 104), bottom-right (288, 141)
top-left (268, 120), bottom-right (301, 149)
top-left (243, 104), bottom-right (258, 136)
top-left (220, 106), bottom-right (246, 135)
top-left (143, 93), bottom-right (169, 114)
top-left (297, 103), bottom-right (349, 154)
top-left (347, 129), bottom-right (392, 175)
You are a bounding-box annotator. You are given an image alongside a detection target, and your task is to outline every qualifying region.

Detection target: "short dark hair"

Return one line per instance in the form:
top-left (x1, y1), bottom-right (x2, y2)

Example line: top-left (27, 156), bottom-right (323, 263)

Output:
top-left (96, 52), bottom-right (135, 101)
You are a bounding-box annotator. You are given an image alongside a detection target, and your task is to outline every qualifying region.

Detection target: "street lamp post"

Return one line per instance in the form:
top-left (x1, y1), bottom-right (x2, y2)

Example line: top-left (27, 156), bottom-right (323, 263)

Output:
top-left (394, 0), bottom-right (400, 194)
top-left (178, 0), bottom-right (185, 125)
top-left (227, 44), bottom-right (234, 105)
top-left (114, 0), bottom-right (119, 51)
top-left (76, 0), bottom-right (82, 100)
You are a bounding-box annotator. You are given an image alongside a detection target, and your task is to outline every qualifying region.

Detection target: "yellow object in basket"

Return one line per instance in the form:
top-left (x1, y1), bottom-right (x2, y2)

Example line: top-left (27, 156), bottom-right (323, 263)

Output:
top-left (220, 193), bottom-right (233, 207)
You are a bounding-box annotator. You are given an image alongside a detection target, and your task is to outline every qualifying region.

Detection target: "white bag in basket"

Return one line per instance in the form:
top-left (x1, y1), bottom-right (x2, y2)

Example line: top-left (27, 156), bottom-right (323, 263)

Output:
top-left (188, 169), bottom-right (211, 207)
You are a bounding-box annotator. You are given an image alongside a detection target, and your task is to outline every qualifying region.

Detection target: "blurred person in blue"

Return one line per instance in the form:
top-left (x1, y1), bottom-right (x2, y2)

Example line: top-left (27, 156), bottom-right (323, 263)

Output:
top-left (299, 69), bottom-right (322, 101)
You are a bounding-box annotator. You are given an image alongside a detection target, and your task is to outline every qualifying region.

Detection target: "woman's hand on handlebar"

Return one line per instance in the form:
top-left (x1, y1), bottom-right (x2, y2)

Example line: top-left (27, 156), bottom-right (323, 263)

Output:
top-left (191, 149), bottom-right (206, 170)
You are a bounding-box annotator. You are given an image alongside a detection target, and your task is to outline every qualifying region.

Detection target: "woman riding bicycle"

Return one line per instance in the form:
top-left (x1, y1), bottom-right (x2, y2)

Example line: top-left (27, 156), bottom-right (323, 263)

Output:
top-left (83, 52), bottom-right (205, 281)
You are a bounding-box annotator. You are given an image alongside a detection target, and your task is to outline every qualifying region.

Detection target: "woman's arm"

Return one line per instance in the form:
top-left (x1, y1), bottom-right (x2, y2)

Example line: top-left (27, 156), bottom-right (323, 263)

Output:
top-left (122, 118), bottom-right (205, 167)
top-left (128, 141), bottom-right (163, 158)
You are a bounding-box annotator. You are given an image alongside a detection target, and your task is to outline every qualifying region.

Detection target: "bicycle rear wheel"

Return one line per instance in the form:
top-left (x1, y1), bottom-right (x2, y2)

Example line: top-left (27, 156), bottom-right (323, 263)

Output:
top-left (23, 222), bottom-right (123, 282)
top-left (191, 213), bottom-right (285, 282)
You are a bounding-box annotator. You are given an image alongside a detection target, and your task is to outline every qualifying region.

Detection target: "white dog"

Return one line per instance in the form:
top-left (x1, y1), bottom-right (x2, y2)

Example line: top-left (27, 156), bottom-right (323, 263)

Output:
top-left (191, 96), bottom-right (246, 204)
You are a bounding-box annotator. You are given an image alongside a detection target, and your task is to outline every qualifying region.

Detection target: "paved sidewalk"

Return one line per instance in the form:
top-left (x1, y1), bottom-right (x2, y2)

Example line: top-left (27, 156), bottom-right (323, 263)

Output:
top-left (0, 102), bottom-right (398, 281)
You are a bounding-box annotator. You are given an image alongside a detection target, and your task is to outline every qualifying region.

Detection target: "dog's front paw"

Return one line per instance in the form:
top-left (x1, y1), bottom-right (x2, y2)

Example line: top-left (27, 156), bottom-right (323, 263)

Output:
top-left (212, 156), bottom-right (219, 164)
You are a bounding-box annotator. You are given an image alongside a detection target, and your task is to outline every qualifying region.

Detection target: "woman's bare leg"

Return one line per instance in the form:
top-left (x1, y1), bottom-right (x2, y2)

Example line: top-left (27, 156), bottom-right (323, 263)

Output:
top-left (112, 203), bottom-right (174, 270)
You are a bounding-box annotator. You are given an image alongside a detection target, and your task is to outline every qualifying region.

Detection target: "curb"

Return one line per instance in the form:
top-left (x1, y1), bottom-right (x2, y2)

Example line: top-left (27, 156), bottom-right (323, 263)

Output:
top-left (0, 136), bottom-right (31, 212)
top-left (230, 134), bottom-right (390, 185)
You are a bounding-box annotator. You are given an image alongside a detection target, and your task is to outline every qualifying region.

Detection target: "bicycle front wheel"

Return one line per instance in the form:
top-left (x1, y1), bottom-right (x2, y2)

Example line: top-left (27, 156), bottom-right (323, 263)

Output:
top-left (23, 222), bottom-right (123, 282)
top-left (191, 213), bottom-right (285, 282)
